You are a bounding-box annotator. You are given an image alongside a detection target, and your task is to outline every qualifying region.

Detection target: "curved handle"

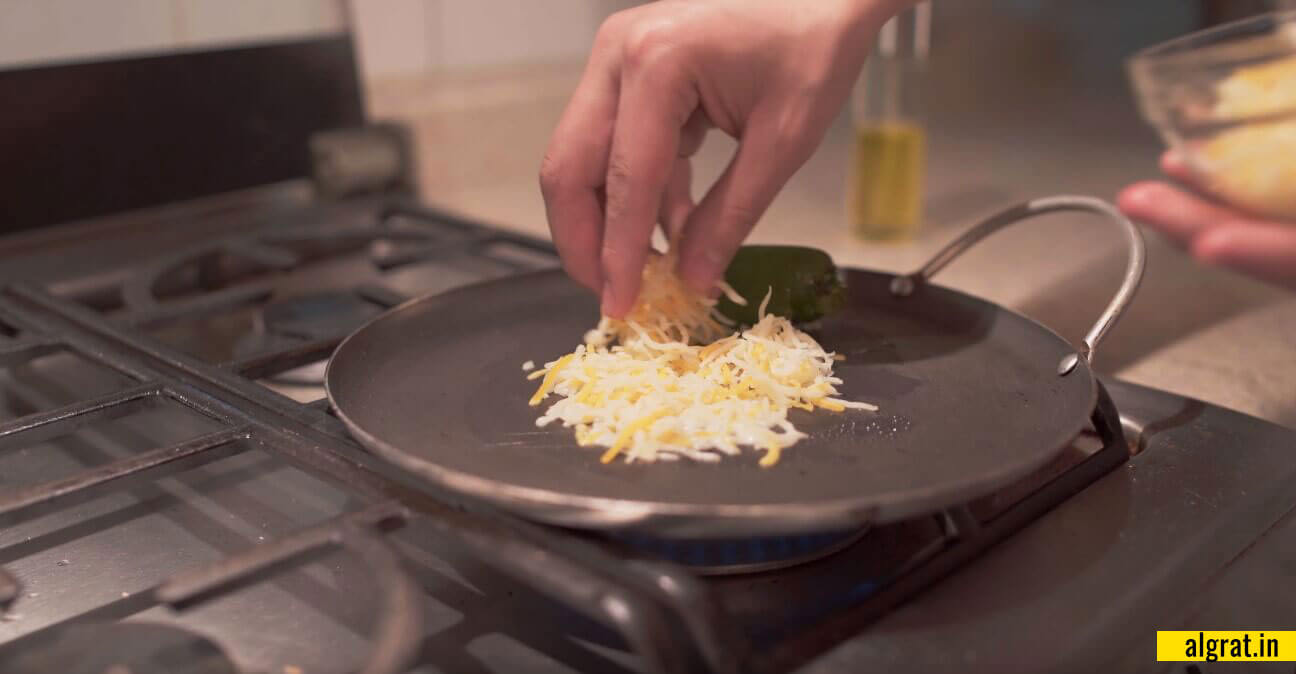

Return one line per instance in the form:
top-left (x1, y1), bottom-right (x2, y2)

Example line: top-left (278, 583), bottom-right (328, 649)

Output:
top-left (890, 195), bottom-right (1146, 376)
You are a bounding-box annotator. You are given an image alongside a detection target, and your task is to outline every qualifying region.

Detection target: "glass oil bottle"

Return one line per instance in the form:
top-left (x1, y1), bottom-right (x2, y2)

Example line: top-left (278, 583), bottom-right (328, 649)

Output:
top-left (848, 2), bottom-right (930, 241)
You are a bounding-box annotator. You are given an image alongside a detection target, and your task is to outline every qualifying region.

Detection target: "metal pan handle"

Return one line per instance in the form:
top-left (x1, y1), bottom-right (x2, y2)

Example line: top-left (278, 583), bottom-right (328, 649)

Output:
top-left (889, 195), bottom-right (1146, 376)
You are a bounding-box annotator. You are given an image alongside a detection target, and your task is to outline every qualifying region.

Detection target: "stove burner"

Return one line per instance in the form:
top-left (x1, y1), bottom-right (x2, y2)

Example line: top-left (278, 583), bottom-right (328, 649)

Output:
top-left (233, 290), bottom-right (385, 384)
top-left (618, 528), bottom-right (870, 575)
top-left (259, 291), bottom-right (386, 339)
top-left (0, 622), bottom-right (239, 674)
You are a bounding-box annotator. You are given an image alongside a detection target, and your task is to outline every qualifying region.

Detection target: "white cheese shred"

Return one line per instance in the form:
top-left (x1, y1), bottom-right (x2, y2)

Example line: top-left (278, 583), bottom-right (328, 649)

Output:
top-left (527, 253), bottom-right (876, 467)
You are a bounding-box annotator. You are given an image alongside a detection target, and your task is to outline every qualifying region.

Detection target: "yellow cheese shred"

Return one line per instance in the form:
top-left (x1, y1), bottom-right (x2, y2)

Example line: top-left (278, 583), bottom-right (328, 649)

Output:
top-left (528, 353), bottom-right (573, 406)
top-left (814, 398), bottom-right (847, 412)
top-left (600, 410), bottom-right (669, 464)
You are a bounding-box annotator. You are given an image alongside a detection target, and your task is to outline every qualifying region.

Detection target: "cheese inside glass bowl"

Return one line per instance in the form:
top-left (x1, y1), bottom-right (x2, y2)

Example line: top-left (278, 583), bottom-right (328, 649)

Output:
top-left (1128, 11), bottom-right (1296, 221)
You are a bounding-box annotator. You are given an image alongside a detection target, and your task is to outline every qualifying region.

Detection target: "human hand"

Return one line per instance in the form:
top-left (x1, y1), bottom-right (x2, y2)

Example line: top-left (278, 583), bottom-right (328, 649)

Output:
top-left (540, 0), bottom-right (907, 317)
top-left (1118, 151), bottom-right (1296, 290)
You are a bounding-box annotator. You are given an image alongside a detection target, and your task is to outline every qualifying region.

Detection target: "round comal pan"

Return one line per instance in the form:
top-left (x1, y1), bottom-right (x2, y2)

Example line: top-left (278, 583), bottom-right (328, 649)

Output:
top-left (326, 197), bottom-right (1143, 539)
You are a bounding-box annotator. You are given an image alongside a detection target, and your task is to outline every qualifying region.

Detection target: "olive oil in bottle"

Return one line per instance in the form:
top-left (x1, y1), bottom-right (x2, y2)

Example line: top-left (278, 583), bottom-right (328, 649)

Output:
top-left (847, 3), bottom-right (929, 241)
top-left (849, 121), bottom-right (926, 240)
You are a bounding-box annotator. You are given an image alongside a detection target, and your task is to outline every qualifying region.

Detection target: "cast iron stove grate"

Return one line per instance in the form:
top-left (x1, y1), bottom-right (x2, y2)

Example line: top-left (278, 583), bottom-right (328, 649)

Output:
top-left (0, 201), bottom-right (1130, 674)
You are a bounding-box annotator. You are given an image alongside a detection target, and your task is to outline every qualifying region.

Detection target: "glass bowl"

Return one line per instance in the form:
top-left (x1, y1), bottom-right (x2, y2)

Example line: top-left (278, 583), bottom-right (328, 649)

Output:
top-left (1128, 11), bottom-right (1296, 221)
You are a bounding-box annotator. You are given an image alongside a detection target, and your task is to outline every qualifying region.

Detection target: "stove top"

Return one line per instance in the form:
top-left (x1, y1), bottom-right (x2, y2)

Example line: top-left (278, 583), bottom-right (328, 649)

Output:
top-left (0, 622), bottom-right (239, 674)
top-left (1, 191), bottom-right (1294, 674)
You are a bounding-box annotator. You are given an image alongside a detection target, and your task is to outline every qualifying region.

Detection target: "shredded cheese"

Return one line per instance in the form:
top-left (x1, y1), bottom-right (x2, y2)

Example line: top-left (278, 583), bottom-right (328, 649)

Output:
top-left (1199, 56), bottom-right (1296, 219)
top-left (527, 253), bottom-right (876, 466)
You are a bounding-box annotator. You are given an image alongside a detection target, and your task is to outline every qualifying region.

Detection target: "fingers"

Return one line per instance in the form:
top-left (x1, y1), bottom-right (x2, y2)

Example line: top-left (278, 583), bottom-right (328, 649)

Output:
top-left (539, 51), bottom-right (620, 292)
top-left (1192, 223), bottom-right (1296, 290)
top-left (539, 10), bottom-right (643, 293)
top-left (599, 28), bottom-right (696, 317)
top-left (676, 110), bottom-right (818, 292)
top-left (1159, 149), bottom-right (1197, 185)
top-left (659, 109), bottom-right (708, 245)
top-left (1117, 180), bottom-right (1251, 248)
top-left (1119, 176), bottom-right (1296, 289)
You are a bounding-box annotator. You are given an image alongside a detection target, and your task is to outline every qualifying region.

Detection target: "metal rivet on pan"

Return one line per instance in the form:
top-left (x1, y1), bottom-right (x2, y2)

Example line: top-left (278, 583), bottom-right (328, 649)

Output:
top-left (889, 275), bottom-right (915, 297)
top-left (1057, 353), bottom-right (1079, 376)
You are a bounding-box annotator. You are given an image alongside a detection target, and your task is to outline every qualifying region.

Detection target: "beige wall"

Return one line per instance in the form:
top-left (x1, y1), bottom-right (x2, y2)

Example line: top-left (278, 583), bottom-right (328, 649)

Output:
top-left (351, 0), bottom-right (639, 79)
top-left (0, 0), bottom-right (346, 70)
top-left (0, 0), bottom-right (639, 79)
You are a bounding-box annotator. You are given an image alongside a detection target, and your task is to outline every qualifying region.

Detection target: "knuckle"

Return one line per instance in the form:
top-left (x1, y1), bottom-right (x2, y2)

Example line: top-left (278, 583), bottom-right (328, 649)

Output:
top-left (720, 199), bottom-right (763, 235)
top-left (622, 19), bottom-right (679, 69)
top-left (605, 151), bottom-right (633, 188)
top-left (595, 10), bottom-right (632, 46)
top-left (773, 105), bottom-right (822, 163)
top-left (538, 151), bottom-right (566, 197)
top-left (602, 154), bottom-right (633, 224)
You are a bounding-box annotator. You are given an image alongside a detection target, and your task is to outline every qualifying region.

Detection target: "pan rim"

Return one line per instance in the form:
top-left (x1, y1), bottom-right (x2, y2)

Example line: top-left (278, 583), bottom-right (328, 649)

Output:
top-left (325, 268), bottom-right (1098, 529)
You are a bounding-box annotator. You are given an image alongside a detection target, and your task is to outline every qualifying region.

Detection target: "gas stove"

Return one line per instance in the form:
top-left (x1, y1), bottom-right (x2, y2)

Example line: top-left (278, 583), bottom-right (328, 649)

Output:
top-left (1, 188), bottom-right (1295, 674)
top-left (3, 31), bottom-right (1296, 674)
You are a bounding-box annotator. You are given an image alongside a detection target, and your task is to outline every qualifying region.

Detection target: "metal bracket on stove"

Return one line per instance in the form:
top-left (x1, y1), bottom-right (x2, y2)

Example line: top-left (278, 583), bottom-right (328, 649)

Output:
top-left (624, 559), bottom-right (749, 674)
top-left (889, 195), bottom-right (1147, 376)
top-left (1090, 380), bottom-right (1130, 457)
top-left (938, 380), bottom-right (1129, 544)
top-left (941, 505), bottom-right (981, 539)
top-left (157, 502), bottom-right (421, 674)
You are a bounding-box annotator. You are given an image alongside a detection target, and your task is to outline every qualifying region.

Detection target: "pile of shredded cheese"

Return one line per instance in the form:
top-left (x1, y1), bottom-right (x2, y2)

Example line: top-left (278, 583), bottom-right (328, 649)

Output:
top-left (525, 254), bottom-right (875, 467)
top-left (1199, 56), bottom-right (1296, 219)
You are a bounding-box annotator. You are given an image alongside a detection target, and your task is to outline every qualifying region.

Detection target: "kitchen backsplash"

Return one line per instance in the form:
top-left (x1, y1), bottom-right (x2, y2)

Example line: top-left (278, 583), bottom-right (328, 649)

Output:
top-left (0, 0), bottom-right (637, 78)
top-left (352, 0), bottom-right (637, 78)
top-left (0, 0), bottom-right (346, 69)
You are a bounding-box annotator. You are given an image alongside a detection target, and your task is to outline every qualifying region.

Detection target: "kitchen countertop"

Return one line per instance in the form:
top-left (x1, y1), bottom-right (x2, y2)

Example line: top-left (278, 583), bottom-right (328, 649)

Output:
top-left (367, 51), bottom-right (1296, 430)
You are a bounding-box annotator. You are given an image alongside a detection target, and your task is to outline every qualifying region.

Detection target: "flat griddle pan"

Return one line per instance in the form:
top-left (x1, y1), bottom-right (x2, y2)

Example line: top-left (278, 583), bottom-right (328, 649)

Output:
top-left (326, 196), bottom-right (1144, 537)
